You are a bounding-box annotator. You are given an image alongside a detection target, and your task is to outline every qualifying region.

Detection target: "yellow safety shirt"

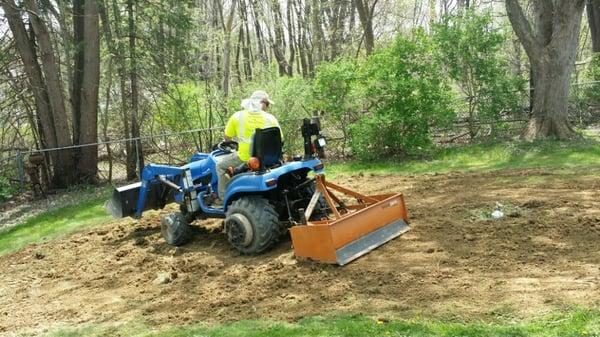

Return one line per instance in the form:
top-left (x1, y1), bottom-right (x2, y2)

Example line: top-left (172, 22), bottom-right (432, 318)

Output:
top-left (224, 110), bottom-right (281, 161)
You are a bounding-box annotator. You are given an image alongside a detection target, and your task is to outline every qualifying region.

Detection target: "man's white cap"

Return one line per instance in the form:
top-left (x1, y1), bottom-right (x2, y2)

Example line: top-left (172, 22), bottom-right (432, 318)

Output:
top-left (249, 90), bottom-right (274, 105)
top-left (241, 90), bottom-right (274, 111)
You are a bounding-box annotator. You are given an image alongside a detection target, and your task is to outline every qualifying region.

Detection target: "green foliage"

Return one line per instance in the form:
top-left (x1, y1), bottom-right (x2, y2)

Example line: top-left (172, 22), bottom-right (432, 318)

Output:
top-left (235, 76), bottom-right (314, 121)
top-left (0, 174), bottom-right (16, 202)
top-left (432, 11), bottom-right (525, 136)
top-left (350, 30), bottom-right (455, 160)
top-left (152, 82), bottom-right (210, 132)
top-left (584, 55), bottom-right (600, 117)
top-left (313, 58), bottom-right (360, 118)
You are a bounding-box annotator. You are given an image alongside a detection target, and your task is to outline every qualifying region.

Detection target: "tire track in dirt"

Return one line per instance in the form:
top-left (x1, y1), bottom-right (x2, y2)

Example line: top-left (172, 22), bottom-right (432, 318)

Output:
top-left (1, 168), bottom-right (600, 336)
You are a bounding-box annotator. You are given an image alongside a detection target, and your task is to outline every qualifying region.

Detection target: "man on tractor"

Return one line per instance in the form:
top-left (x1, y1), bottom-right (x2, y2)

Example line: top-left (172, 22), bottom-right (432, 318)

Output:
top-left (215, 90), bottom-right (280, 204)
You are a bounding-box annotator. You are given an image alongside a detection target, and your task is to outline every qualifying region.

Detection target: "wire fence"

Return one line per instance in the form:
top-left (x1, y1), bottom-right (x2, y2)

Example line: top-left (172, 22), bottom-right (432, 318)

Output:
top-left (0, 117), bottom-right (348, 197)
top-left (1, 85), bottom-right (599, 198)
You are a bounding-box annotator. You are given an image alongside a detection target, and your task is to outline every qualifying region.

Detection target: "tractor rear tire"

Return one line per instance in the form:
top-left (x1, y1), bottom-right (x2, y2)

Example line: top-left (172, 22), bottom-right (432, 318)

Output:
top-left (161, 212), bottom-right (192, 246)
top-left (225, 196), bottom-right (280, 255)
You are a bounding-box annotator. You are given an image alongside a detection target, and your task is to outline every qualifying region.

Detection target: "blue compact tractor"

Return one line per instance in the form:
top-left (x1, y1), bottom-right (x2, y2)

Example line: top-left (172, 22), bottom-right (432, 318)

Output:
top-left (107, 118), bottom-right (329, 254)
top-left (108, 117), bottom-right (410, 265)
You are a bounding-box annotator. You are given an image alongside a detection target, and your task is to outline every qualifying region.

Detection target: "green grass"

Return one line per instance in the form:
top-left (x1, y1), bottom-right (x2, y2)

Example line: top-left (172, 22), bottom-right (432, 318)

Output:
top-left (45, 309), bottom-right (600, 337)
top-left (0, 192), bottom-right (111, 256)
top-left (326, 139), bottom-right (600, 176)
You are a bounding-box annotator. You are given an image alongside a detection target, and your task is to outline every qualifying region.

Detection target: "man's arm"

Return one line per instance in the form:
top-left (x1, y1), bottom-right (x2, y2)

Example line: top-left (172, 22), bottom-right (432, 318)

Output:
top-left (224, 112), bottom-right (239, 141)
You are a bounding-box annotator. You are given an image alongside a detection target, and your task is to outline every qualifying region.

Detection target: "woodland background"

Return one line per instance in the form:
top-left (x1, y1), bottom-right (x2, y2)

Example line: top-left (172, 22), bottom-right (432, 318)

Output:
top-left (0, 0), bottom-right (599, 197)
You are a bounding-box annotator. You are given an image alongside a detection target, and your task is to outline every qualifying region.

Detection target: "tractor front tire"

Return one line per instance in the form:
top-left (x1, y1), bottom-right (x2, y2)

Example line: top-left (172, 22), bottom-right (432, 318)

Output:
top-left (160, 212), bottom-right (192, 246)
top-left (225, 196), bottom-right (280, 255)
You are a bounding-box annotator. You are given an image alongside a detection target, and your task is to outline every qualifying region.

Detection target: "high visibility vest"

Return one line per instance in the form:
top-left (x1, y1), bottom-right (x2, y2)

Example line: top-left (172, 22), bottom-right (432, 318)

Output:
top-left (224, 110), bottom-right (281, 161)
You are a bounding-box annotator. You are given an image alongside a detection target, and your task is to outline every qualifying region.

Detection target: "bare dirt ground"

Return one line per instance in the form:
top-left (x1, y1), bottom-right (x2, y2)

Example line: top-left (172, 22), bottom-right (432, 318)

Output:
top-left (1, 168), bottom-right (600, 336)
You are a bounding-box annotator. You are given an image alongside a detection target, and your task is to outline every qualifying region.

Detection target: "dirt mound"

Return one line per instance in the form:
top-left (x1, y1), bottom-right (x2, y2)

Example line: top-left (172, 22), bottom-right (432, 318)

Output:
top-left (2, 169), bottom-right (600, 336)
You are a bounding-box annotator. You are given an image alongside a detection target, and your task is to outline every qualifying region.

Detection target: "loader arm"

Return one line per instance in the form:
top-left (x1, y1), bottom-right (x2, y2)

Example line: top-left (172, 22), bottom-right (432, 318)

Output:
top-left (107, 164), bottom-right (201, 219)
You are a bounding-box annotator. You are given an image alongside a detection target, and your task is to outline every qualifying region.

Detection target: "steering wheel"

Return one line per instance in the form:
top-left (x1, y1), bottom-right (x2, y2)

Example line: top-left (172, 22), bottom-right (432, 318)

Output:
top-left (217, 140), bottom-right (239, 153)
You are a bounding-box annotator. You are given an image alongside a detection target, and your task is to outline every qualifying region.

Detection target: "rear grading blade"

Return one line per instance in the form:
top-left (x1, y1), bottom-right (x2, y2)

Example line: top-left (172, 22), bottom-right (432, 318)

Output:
top-left (289, 175), bottom-right (410, 265)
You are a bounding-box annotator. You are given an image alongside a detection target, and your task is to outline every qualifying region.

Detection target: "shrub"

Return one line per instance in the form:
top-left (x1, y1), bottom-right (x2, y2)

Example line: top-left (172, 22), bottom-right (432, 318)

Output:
top-left (349, 30), bottom-right (455, 160)
top-left (0, 174), bottom-right (16, 202)
top-left (152, 82), bottom-right (210, 132)
top-left (432, 10), bottom-right (525, 138)
top-left (313, 59), bottom-right (361, 156)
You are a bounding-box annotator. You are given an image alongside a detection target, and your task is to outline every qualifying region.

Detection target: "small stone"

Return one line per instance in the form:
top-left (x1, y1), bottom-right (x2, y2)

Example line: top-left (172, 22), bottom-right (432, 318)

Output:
top-left (133, 237), bottom-right (148, 246)
top-left (464, 234), bottom-right (475, 241)
top-left (508, 211), bottom-right (521, 218)
top-left (172, 247), bottom-right (184, 256)
top-left (153, 272), bottom-right (171, 285)
top-left (115, 250), bottom-right (128, 258)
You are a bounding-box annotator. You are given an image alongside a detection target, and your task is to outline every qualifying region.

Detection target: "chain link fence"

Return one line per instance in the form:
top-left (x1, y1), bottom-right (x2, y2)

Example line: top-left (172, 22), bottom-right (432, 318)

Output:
top-left (1, 85), bottom-right (599, 199)
top-left (0, 117), bottom-right (347, 198)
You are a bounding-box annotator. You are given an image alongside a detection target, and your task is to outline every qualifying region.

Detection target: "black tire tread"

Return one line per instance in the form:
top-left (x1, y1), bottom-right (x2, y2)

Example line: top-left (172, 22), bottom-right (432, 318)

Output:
top-left (226, 196), bottom-right (280, 255)
top-left (161, 212), bottom-right (192, 246)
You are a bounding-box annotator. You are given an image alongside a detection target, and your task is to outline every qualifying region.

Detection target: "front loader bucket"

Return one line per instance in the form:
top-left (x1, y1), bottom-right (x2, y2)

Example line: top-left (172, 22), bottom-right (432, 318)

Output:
top-left (289, 176), bottom-right (410, 265)
top-left (106, 181), bottom-right (172, 218)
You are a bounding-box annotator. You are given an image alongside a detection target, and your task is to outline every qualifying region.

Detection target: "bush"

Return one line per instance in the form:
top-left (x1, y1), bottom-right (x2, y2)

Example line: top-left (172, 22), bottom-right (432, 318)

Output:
top-left (152, 82), bottom-right (210, 132)
top-left (432, 10), bottom-right (525, 138)
top-left (0, 175), bottom-right (16, 202)
top-left (313, 58), bottom-right (360, 118)
top-left (313, 59), bottom-right (361, 156)
top-left (349, 30), bottom-right (455, 160)
top-left (581, 54), bottom-right (600, 123)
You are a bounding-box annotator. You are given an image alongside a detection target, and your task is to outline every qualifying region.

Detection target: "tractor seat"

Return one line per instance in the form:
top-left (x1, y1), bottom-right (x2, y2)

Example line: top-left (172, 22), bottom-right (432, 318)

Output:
top-left (251, 126), bottom-right (283, 169)
top-left (227, 127), bottom-right (283, 177)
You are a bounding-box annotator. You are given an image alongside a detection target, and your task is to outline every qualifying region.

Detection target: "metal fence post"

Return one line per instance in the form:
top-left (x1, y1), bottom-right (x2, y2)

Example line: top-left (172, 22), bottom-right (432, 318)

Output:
top-left (135, 138), bottom-right (141, 179)
top-left (16, 151), bottom-right (25, 192)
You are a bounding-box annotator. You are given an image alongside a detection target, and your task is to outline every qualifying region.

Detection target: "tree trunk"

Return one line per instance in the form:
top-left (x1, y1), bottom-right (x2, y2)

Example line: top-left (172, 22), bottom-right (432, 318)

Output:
top-left (354, 0), bottom-right (375, 55)
top-left (7, 0), bottom-right (76, 187)
top-left (286, 0), bottom-right (295, 75)
top-left (250, 0), bottom-right (267, 63)
top-left (108, 0), bottom-right (134, 180)
top-left (588, 0), bottom-right (600, 52)
top-left (239, 0), bottom-right (253, 80)
top-left (506, 0), bottom-right (585, 140)
top-left (128, 0), bottom-right (144, 178)
top-left (24, 0), bottom-right (72, 150)
top-left (2, 0), bottom-right (58, 151)
top-left (311, 0), bottom-right (325, 62)
top-left (524, 58), bottom-right (575, 138)
top-left (77, 0), bottom-right (101, 182)
top-left (221, 0), bottom-right (237, 97)
top-left (72, 0), bottom-right (85, 147)
top-left (270, 0), bottom-right (289, 76)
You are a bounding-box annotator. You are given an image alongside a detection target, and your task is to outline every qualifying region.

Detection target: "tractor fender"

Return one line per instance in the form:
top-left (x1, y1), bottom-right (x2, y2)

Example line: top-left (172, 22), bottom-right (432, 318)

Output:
top-left (222, 158), bottom-right (323, 211)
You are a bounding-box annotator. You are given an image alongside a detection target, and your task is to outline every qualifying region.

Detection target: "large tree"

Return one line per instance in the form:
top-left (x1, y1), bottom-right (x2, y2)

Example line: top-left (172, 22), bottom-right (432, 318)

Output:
top-left (2, 0), bottom-right (77, 187)
top-left (589, 0), bottom-right (600, 52)
top-left (505, 0), bottom-right (586, 140)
